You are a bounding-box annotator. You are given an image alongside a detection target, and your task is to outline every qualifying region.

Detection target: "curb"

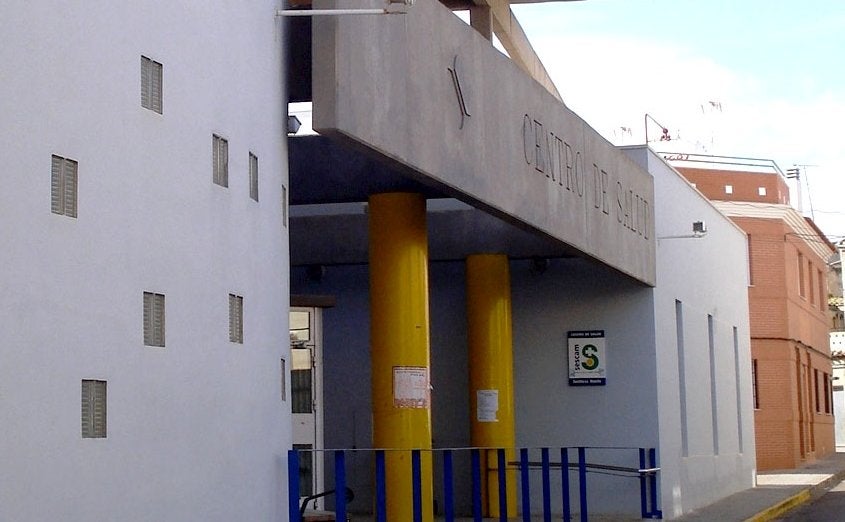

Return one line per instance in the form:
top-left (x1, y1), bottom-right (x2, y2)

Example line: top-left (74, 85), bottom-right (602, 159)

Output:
top-left (744, 467), bottom-right (845, 522)
top-left (743, 489), bottom-right (811, 522)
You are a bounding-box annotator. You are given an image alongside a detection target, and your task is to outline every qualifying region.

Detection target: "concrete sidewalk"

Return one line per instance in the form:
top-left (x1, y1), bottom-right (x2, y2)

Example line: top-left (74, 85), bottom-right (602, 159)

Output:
top-left (676, 451), bottom-right (845, 521)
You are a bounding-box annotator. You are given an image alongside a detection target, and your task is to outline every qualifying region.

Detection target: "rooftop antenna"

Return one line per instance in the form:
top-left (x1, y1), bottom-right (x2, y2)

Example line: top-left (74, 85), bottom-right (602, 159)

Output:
top-left (698, 99), bottom-right (722, 153)
top-left (644, 113), bottom-right (673, 144)
top-left (796, 163), bottom-right (819, 220)
top-left (785, 167), bottom-right (803, 214)
top-left (786, 164), bottom-right (819, 218)
top-left (613, 126), bottom-right (633, 144)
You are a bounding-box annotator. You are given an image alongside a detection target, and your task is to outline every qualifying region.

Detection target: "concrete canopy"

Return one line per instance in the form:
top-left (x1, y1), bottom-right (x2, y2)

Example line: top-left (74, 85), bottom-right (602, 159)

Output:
top-left (306, 0), bottom-right (655, 285)
top-left (289, 134), bottom-right (583, 266)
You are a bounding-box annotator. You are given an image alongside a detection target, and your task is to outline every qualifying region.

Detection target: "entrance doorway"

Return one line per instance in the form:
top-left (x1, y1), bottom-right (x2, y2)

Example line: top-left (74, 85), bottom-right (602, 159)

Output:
top-left (290, 307), bottom-right (324, 509)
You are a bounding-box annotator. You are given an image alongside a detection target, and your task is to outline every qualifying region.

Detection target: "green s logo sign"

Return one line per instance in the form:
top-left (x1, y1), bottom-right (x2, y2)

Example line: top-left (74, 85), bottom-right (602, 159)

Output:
top-left (580, 344), bottom-right (599, 371)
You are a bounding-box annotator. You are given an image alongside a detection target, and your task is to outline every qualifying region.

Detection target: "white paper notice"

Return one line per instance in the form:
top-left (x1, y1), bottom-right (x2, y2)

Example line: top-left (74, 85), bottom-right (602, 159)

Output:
top-left (476, 389), bottom-right (499, 422)
top-left (393, 366), bottom-right (430, 408)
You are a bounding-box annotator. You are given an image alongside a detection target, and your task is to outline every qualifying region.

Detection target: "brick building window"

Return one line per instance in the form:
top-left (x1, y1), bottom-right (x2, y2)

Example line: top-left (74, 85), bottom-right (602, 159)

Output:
top-left (798, 253), bottom-right (805, 297)
top-left (806, 353), bottom-right (815, 452)
top-left (747, 235), bottom-right (753, 286)
top-left (824, 373), bottom-right (831, 414)
top-left (725, 184), bottom-right (733, 194)
top-left (752, 359), bottom-right (759, 409)
top-left (809, 262), bottom-right (815, 304)
top-left (818, 269), bottom-right (825, 312)
top-left (814, 368), bottom-right (820, 412)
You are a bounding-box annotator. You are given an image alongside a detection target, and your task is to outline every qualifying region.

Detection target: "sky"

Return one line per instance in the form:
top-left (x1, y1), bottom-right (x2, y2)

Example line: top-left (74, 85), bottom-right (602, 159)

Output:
top-left (511, 0), bottom-right (845, 244)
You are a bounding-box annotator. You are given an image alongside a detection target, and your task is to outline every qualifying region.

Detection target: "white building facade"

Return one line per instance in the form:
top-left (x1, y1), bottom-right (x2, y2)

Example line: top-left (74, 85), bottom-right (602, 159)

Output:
top-left (624, 147), bottom-right (756, 516)
top-left (0, 3), bottom-right (291, 520)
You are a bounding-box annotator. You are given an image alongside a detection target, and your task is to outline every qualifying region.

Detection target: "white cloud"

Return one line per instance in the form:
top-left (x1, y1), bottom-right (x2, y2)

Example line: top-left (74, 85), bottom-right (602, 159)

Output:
top-left (532, 33), bottom-right (845, 240)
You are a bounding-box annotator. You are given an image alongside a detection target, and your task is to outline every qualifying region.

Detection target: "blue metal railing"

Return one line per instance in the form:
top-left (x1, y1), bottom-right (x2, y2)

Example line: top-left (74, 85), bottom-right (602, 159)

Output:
top-left (289, 446), bottom-right (662, 521)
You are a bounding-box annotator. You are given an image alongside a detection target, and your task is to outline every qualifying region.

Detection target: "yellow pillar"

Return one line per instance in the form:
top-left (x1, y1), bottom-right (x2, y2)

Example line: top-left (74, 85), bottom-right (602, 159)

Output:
top-left (368, 192), bottom-right (433, 522)
top-left (466, 254), bottom-right (517, 518)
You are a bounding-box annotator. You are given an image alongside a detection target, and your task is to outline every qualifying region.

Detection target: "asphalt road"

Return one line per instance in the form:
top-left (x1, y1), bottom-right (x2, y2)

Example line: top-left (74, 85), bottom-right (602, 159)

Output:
top-left (777, 479), bottom-right (845, 521)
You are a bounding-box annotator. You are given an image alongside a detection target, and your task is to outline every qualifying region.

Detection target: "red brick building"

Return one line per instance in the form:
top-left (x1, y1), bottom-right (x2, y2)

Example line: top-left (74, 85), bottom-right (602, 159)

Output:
top-left (670, 155), bottom-right (835, 470)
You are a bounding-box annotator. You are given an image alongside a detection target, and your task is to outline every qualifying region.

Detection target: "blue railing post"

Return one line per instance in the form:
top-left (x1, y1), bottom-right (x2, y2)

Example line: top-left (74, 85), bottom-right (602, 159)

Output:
top-left (471, 448), bottom-right (482, 522)
top-left (561, 448), bottom-right (571, 522)
top-left (288, 449), bottom-right (301, 522)
top-left (541, 447), bottom-right (551, 522)
top-left (412, 449), bottom-right (423, 522)
top-left (520, 448), bottom-right (531, 522)
top-left (285, 445), bottom-right (658, 522)
top-left (649, 448), bottom-right (661, 518)
top-left (639, 448), bottom-right (648, 518)
top-left (334, 450), bottom-right (347, 521)
top-left (578, 447), bottom-right (588, 522)
top-left (376, 450), bottom-right (387, 522)
top-left (497, 448), bottom-right (507, 521)
top-left (443, 450), bottom-right (455, 522)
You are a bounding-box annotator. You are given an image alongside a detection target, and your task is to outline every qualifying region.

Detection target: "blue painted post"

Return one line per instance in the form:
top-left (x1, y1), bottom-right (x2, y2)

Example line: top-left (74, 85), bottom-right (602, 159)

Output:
top-left (412, 449), bottom-right (423, 522)
top-left (649, 448), bottom-right (660, 518)
top-left (443, 450), bottom-right (455, 522)
top-left (561, 448), bottom-right (571, 522)
top-left (520, 448), bottom-right (531, 522)
top-left (334, 451), bottom-right (347, 521)
top-left (578, 447), bottom-right (588, 522)
top-left (497, 448), bottom-right (507, 522)
top-left (639, 448), bottom-right (648, 518)
top-left (471, 448), bottom-right (482, 522)
top-left (288, 449), bottom-right (300, 522)
top-left (541, 448), bottom-right (551, 522)
top-left (376, 450), bottom-right (387, 522)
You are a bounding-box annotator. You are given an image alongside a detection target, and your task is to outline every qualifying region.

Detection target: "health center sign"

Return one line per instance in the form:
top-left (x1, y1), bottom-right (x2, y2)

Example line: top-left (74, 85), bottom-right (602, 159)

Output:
top-left (312, 0), bottom-right (656, 286)
top-left (568, 330), bottom-right (606, 386)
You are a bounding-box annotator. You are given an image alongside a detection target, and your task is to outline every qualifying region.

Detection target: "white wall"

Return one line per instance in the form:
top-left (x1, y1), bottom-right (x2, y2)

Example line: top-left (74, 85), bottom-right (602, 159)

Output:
top-left (623, 147), bottom-right (755, 518)
top-left (0, 3), bottom-right (290, 520)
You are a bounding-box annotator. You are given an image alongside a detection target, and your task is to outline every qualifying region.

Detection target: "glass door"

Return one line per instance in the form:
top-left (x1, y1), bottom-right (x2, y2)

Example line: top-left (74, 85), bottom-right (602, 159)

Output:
top-left (290, 307), bottom-right (323, 509)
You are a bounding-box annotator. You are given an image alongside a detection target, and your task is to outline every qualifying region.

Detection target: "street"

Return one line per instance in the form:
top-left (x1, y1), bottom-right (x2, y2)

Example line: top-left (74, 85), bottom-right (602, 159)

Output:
top-left (777, 480), bottom-right (845, 521)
